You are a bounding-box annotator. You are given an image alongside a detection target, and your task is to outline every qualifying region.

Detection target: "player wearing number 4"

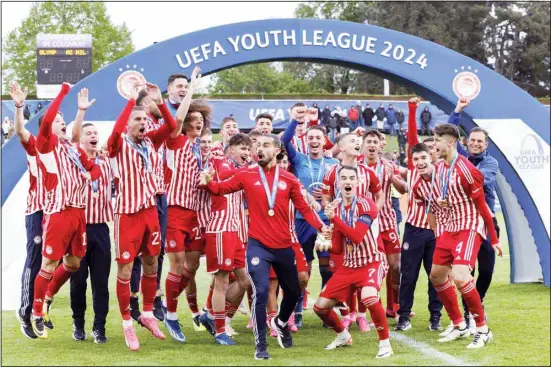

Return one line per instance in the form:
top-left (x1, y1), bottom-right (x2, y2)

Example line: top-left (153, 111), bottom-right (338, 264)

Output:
top-left (30, 83), bottom-right (102, 339)
top-left (425, 123), bottom-right (502, 349)
top-left (313, 165), bottom-right (392, 359)
top-left (200, 134), bottom-right (331, 360)
top-left (107, 81), bottom-right (181, 351)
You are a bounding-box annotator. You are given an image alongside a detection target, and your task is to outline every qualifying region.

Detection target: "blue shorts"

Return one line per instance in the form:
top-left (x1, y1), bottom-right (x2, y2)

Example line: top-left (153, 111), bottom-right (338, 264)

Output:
top-left (295, 218), bottom-right (330, 262)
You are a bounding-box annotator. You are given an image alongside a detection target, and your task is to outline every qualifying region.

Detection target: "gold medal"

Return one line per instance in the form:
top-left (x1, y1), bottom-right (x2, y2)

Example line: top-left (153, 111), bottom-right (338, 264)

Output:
top-left (268, 209), bottom-right (274, 217)
top-left (347, 244), bottom-right (353, 253)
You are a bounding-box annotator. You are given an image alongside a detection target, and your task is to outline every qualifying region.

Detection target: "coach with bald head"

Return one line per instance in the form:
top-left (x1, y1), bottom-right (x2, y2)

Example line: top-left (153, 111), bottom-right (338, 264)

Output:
top-left (448, 98), bottom-right (500, 332)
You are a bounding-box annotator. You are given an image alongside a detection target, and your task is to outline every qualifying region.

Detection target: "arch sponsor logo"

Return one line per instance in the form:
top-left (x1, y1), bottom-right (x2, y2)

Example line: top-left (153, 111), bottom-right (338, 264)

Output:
top-left (515, 134), bottom-right (550, 171)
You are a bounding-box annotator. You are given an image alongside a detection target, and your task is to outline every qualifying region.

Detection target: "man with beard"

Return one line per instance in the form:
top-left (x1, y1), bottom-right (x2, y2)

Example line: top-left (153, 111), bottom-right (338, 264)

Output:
top-left (447, 97), bottom-right (500, 335)
top-left (281, 104), bottom-right (339, 329)
top-left (200, 134), bottom-right (331, 360)
top-left (396, 97), bottom-right (443, 332)
top-left (31, 83), bottom-right (101, 339)
top-left (211, 116), bottom-right (239, 157)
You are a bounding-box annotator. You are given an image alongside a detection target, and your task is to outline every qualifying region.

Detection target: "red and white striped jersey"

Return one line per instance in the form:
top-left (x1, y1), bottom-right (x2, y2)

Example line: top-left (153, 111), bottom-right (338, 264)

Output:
top-left (38, 138), bottom-right (99, 215)
top-left (85, 155), bottom-right (114, 224)
top-left (197, 157), bottom-right (213, 228)
top-left (164, 134), bottom-right (200, 210)
top-left (410, 169), bottom-right (449, 237)
top-left (21, 135), bottom-right (46, 215)
top-left (335, 196), bottom-right (385, 268)
top-left (323, 163), bottom-right (381, 200)
top-left (206, 156), bottom-right (242, 233)
top-left (291, 134), bottom-right (309, 154)
top-left (436, 155), bottom-right (486, 237)
top-left (366, 158), bottom-right (397, 232)
top-left (210, 140), bottom-right (226, 157)
top-left (405, 168), bottom-right (431, 230)
top-left (109, 136), bottom-right (159, 214)
top-left (145, 115), bottom-right (166, 195)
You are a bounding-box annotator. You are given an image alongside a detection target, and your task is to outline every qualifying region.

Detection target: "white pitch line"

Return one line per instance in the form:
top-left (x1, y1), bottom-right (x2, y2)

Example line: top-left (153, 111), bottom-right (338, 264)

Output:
top-left (390, 332), bottom-right (473, 366)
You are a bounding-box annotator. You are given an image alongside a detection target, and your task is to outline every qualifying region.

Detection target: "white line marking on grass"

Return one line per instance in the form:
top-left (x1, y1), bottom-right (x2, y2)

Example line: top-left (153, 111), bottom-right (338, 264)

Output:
top-left (390, 332), bottom-right (473, 366)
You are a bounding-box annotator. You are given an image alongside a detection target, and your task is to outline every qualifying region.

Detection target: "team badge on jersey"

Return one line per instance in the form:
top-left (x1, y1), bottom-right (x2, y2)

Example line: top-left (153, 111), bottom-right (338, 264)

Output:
top-left (45, 246), bottom-right (53, 255)
top-left (278, 181), bottom-right (287, 190)
top-left (251, 257), bottom-right (260, 266)
top-left (169, 240), bottom-right (176, 248)
top-left (225, 259), bottom-right (232, 266)
top-left (403, 242), bottom-right (409, 251)
top-left (34, 236), bottom-right (42, 244)
top-left (122, 251), bottom-right (131, 260)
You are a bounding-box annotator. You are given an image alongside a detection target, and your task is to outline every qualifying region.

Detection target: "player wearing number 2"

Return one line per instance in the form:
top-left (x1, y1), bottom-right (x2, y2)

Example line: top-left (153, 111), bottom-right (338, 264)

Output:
top-left (313, 165), bottom-right (392, 359)
top-left (107, 82), bottom-right (178, 351)
top-left (426, 123), bottom-right (502, 349)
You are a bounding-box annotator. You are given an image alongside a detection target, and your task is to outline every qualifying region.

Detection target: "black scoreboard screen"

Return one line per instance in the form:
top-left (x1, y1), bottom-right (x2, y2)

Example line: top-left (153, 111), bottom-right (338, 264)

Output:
top-left (36, 34), bottom-right (92, 87)
top-left (36, 48), bottom-right (92, 84)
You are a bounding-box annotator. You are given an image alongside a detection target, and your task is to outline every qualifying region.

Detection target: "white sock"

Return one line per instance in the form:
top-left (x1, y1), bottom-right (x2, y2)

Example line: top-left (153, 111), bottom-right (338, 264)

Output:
top-left (477, 325), bottom-right (489, 333)
top-left (358, 312), bottom-right (367, 319)
top-left (225, 317), bottom-right (232, 324)
top-left (379, 338), bottom-right (391, 347)
top-left (338, 330), bottom-right (350, 338)
top-left (167, 312), bottom-right (178, 321)
top-left (207, 312), bottom-right (214, 321)
top-left (343, 315), bottom-right (351, 320)
top-left (192, 312), bottom-right (201, 318)
top-left (122, 319), bottom-right (133, 328)
top-left (142, 311), bottom-right (154, 318)
top-left (162, 298), bottom-right (167, 308)
top-left (457, 321), bottom-right (467, 330)
top-left (277, 317), bottom-right (287, 327)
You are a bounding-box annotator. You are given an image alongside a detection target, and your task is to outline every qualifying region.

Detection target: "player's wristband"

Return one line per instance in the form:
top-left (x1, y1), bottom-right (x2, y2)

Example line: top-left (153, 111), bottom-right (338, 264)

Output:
top-left (15, 103), bottom-right (24, 108)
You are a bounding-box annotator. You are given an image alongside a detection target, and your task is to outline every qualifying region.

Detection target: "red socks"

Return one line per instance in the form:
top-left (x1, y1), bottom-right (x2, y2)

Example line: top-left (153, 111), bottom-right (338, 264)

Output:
top-left (348, 291), bottom-right (357, 313)
top-left (185, 292), bottom-right (199, 314)
top-left (434, 279), bottom-right (464, 325)
top-left (141, 272), bottom-right (157, 312)
top-left (214, 311), bottom-right (225, 334)
top-left (165, 272), bottom-right (181, 313)
top-left (117, 276), bottom-right (131, 320)
top-left (459, 280), bottom-right (486, 327)
top-left (46, 263), bottom-right (78, 299)
top-left (313, 305), bottom-right (345, 333)
top-left (33, 269), bottom-right (53, 316)
top-left (338, 303), bottom-right (350, 317)
top-left (226, 300), bottom-right (238, 319)
top-left (205, 284), bottom-right (214, 314)
top-left (356, 290), bottom-right (367, 313)
top-left (362, 296), bottom-right (389, 340)
top-left (178, 267), bottom-right (194, 295)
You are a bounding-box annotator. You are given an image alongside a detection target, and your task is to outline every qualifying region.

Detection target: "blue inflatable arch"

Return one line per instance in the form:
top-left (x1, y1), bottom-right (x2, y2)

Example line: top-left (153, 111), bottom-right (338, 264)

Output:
top-left (2, 19), bottom-right (549, 285)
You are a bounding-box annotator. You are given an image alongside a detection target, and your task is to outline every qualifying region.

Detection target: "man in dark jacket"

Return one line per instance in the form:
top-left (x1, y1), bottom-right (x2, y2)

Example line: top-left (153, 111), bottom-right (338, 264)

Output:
top-left (375, 104), bottom-right (386, 131)
top-left (396, 108), bottom-right (405, 129)
top-left (23, 104), bottom-right (31, 120)
top-left (362, 104), bottom-right (375, 127)
top-left (386, 104), bottom-right (397, 136)
top-left (321, 105), bottom-right (332, 127)
top-left (420, 106), bottom-right (432, 136)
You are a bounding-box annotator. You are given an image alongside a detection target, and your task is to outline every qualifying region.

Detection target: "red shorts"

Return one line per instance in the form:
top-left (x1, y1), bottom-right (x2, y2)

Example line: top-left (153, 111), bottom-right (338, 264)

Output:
top-left (320, 261), bottom-right (386, 303)
top-left (329, 252), bottom-right (344, 273)
top-left (269, 243), bottom-right (308, 279)
top-left (166, 206), bottom-right (203, 253)
top-left (433, 230), bottom-right (483, 269)
top-left (114, 206), bottom-right (161, 264)
top-left (42, 207), bottom-right (87, 261)
top-left (381, 228), bottom-right (401, 255)
top-left (205, 232), bottom-right (245, 273)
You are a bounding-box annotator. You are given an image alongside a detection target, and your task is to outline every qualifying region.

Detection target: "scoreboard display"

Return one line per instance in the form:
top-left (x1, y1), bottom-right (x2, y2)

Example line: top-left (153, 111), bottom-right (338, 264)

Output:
top-left (36, 34), bottom-right (92, 98)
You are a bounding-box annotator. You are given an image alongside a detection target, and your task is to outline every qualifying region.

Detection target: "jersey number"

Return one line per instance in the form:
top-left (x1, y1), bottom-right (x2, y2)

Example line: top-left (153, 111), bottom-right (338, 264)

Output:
top-left (455, 241), bottom-right (463, 254)
top-left (193, 227), bottom-right (202, 240)
top-left (389, 232), bottom-right (398, 243)
top-left (152, 232), bottom-right (160, 246)
top-left (82, 233), bottom-right (87, 247)
top-left (368, 268), bottom-right (376, 278)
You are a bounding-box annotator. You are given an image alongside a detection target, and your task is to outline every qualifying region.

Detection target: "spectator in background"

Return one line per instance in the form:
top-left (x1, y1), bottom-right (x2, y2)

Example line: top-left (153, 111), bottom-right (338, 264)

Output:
top-left (2, 117), bottom-right (11, 140)
top-left (331, 105), bottom-right (346, 133)
top-left (386, 103), bottom-right (397, 136)
top-left (321, 105), bottom-right (332, 128)
top-left (23, 104), bottom-right (31, 120)
top-left (355, 101), bottom-right (363, 128)
top-left (34, 102), bottom-right (43, 115)
top-left (395, 108), bottom-right (405, 129)
top-left (375, 103), bottom-right (386, 131)
top-left (347, 104), bottom-right (360, 130)
top-left (420, 106), bottom-right (432, 136)
top-left (397, 126), bottom-right (407, 160)
top-left (362, 103), bottom-right (375, 128)
top-left (312, 102), bottom-right (322, 120)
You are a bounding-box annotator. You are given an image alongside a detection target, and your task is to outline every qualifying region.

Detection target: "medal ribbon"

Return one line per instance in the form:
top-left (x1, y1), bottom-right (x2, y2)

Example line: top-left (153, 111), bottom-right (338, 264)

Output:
top-left (192, 138), bottom-right (204, 170)
top-left (439, 153), bottom-right (458, 200)
top-left (340, 197), bottom-right (357, 248)
top-left (124, 135), bottom-right (151, 172)
top-left (258, 165), bottom-right (279, 214)
top-left (307, 156), bottom-right (325, 190)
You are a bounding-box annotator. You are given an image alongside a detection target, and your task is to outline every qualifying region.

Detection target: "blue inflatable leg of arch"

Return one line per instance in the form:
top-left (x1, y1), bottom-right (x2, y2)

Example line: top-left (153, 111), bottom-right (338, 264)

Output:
top-left (2, 19), bottom-right (549, 293)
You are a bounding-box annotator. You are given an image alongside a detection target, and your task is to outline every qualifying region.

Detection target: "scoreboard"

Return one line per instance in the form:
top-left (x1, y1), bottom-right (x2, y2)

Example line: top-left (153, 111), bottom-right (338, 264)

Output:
top-left (36, 34), bottom-right (92, 98)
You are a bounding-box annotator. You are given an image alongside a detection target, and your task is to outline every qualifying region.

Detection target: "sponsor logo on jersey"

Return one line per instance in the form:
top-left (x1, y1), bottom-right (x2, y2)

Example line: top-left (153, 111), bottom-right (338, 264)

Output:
top-left (254, 181), bottom-right (261, 186)
top-left (278, 181), bottom-right (287, 190)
